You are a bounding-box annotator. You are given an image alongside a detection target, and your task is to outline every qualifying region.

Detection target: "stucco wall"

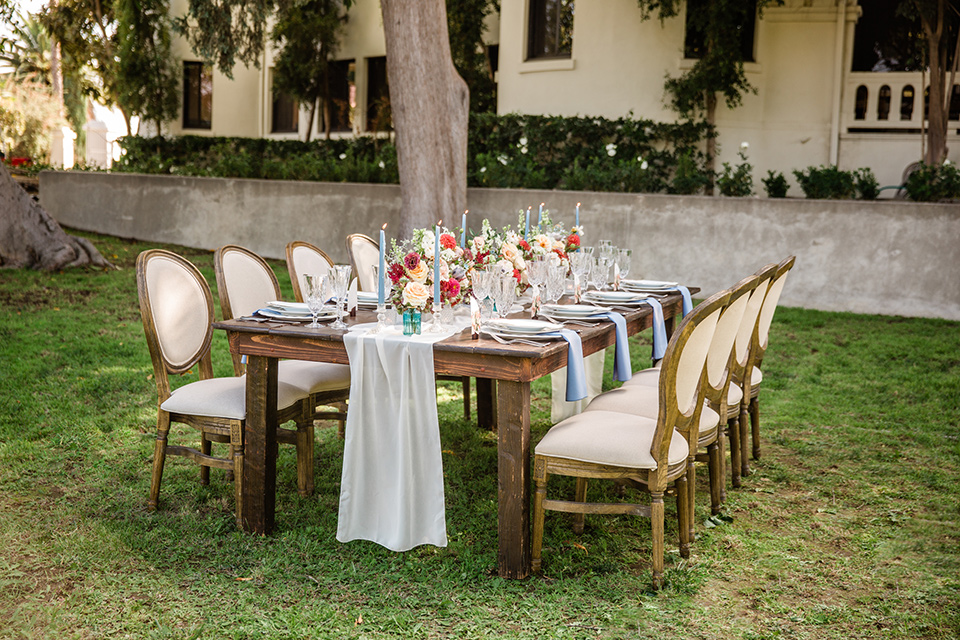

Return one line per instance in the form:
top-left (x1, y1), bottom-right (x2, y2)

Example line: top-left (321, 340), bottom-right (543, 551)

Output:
top-left (40, 171), bottom-right (960, 320)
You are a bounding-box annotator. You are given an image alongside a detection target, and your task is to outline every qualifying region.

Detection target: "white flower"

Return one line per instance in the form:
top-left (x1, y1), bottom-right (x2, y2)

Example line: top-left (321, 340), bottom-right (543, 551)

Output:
top-left (606, 143), bottom-right (617, 157)
top-left (519, 137), bottom-right (528, 147)
top-left (534, 234), bottom-right (552, 254)
top-left (339, 153), bottom-right (347, 160)
top-left (497, 258), bottom-right (515, 275)
top-left (520, 147), bottom-right (528, 155)
top-left (497, 154), bottom-right (508, 165)
top-left (471, 235), bottom-right (486, 253)
top-left (571, 225), bottom-right (584, 236)
top-left (402, 281), bottom-right (430, 309)
top-left (421, 231), bottom-right (435, 259)
top-left (740, 141), bottom-right (749, 150)
top-left (378, 160), bottom-right (385, 169)
top-left (504, 231), bottom-right (521, 245)
top-left (479, 166), bottom-right (487, 173)
top-left (441, 247), bottom-right (458, 263)
top-left (637, 157), bottom-right (649, 170)
top-left (945, 159), bottom-right (952, 165)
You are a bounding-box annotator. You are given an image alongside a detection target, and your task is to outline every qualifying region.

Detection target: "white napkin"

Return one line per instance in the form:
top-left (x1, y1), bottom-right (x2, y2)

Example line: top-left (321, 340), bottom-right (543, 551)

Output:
top-left (348, 278), bottom-right (358, 313)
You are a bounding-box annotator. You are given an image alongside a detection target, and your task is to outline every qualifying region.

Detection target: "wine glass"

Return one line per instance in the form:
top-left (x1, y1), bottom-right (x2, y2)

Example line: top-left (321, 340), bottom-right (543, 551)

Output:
top-left (303, 273), bottom-right (328, 328)
top-left (528, 256), bottom-right (548, 305)
top-left (546, 259), bottom-right (567, 304)
top-left (590, 258), bottom-right (611, 291)
top-left (472, 269), bottom-right (493, 320)
top-left (616, 248), bottom-right (632, 281)
top-left (495, 272), bottom-right (517, 319)
top-left (330, 264), bottom-right (352, 329)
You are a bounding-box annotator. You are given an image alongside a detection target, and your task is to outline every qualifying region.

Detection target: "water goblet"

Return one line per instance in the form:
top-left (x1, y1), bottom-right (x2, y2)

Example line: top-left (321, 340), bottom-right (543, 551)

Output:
top-left (303, 273), bottom-right (328, 328)
top-left (616, 248), bottom-right (632, 280)
top-left (495, 272), bottom-right (517, 319)
top-left (472, 270), bottom-right (493, 320)
top-left (330, 264), bottom-right (352, 329)
top-left (546, 260), bottom-right (567, 303)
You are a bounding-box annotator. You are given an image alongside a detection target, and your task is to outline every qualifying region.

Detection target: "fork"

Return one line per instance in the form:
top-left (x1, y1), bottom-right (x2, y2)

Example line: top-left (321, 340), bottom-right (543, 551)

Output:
top-left (484, 332), bottom-right (550, 347)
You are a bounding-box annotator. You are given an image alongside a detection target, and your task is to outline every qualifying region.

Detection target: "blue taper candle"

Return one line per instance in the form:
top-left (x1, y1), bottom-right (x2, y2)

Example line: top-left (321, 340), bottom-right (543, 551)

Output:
top-left (378, 224), bottom-right (386, 305)
top-left (434, 221), bottom-right (441, 304)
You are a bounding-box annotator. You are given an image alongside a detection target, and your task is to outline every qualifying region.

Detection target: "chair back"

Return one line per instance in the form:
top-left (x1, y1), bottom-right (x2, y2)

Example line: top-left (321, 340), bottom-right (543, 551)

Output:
top-left (653, 288), bottom-right (731, 466)
top-left (752, 255), bottom-right (796, 365)
top-left (286, 241), bottom-right (335, 303)
top-left (214, 245), bottom-right (282, 375)
top-left (345, 233), bottom-right (379, 291)
top-left (733, 263), bottom-right (777, 372)
top-left (137, 249), bottom-right (215, 401)
top-left (704, 274), bottom-right (760, 402)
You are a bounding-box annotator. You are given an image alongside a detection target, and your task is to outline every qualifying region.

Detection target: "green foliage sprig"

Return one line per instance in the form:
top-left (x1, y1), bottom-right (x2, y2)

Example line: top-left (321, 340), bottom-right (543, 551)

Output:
top-left (716, 143), bottom-right (753, 197)
top-left (762, 170), bottom-right (789, 198)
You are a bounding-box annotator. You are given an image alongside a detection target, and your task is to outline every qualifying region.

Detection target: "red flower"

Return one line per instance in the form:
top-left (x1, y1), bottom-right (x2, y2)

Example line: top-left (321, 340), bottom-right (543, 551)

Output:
top-left (553, 248), bottom-right (568, 262)
top-left (566, 233), bottom-right (581, 249)
top-left (440, 233), bottom-right (457, 250)
top-left (403, 252), bottom-right (420, 270)
top-left (388, 262), bottom-right (405, 284)
top-left (441, 278), bottom-right (461, 301)
top-left (518, 240), bottom-right (531, 252)
top-left (513, 268), bottom-right (522, 284)
top-left (475, 250), bottom-right (490, 265)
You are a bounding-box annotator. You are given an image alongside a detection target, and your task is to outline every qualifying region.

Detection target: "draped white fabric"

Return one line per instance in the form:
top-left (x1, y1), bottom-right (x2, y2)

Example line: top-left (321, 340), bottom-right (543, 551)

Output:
top-left (336, 322), bottom-right (462, 551)
top-left (550, 350), bottom-right (606, 423)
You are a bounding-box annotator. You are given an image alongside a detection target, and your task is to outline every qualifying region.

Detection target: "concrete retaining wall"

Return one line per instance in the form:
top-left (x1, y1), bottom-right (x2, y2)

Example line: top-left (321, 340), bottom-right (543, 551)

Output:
top-left (40, 171), bottom-right (960, 320)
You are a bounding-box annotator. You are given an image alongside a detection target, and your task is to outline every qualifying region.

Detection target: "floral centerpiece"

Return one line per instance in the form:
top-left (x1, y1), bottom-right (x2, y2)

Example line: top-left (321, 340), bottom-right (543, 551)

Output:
top-left (387, 226), bottom-right (472, 313)
top-left (468, 213), bottom-right (582, 294)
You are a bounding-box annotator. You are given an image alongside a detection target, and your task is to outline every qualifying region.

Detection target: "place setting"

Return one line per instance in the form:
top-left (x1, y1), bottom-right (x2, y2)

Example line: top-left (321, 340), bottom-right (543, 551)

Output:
top-left (481, 318), bottom-right (566, 346)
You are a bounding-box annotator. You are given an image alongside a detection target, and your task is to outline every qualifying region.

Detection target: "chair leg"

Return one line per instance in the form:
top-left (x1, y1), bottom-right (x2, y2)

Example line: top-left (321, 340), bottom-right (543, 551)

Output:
top-left (708, 440), bottom-right (722, 515)
top-left (231, 420), bottom-right (244, 529)
top-left (573, 478), bottom-right (588, 535)
top-left (728, 415), bottom-right (742, 488)
top-left (296, 421), bottom-right (315, 497)
top-left (718, 427), bottom-right (727, 503)
top-left (687, 459), bottom-right (696, 543)
top-left (740, 401), bottom-right (751, 478)
top-left (650, 490), bottom-right (665, 590)
top-left (532, 457), bottom-right (548, 573)
top-left (750, 396), bottom-right (761, 460)
top-left (676, 476), bottom-right (690, 559)
top-left (336, 400), bottom-right (347, 439)
top-left (148, 414), bottom-right (170, 511)
top-left (461, 376), bottom-right (471, 420)
top-left (200, 434), bottom-right (211, 485)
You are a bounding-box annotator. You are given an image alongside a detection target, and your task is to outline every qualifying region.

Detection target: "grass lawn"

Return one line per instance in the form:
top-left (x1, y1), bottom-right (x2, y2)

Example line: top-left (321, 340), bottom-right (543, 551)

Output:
top-left (0, 230), bottom-right (958, 639)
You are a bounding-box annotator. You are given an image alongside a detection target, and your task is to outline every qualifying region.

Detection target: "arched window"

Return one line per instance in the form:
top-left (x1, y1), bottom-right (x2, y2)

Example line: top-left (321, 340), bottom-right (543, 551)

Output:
top-left (877, 85), bottom-right (891, 120)
top-left (855, 85), bottom-right (868, 120)
top-left (901, 85), bottom-right (914, 120)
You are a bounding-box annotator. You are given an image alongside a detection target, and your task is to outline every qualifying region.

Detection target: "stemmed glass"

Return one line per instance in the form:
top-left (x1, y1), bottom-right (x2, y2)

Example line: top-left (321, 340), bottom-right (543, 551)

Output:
top-left (616, 249), bottom-right (632, 283)
top-left (303, 273), bottom-right (328, 328)
top-left (330, 264), bottom-right (352, 329)
top-left (545, 259), bottom-right (567, 304)
top-left (569, 252), bottom-right (592, 302)
top-left (472, 270), bottom-right (494, 321)
top-left (494, 272), bottom-right (517, 319)
top-left (590, 257), bottom-right (611, 291)
top-left (528, 256), bottom-right (548, 314)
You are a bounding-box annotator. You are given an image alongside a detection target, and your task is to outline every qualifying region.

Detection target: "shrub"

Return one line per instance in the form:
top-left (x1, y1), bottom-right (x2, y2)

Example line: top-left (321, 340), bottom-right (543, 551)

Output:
top-left (669, 150), bottom-right (710, 195)
top-left (904, 161), bottom-right (960, 202)
top-left (762, 170), bottom-right (789, 198)
top-left (716, 143), bottom-right (753, 197)
top-left (793, 165), bottom-right (855, 200)
top-left (854, 167), bottom-right (879, 200)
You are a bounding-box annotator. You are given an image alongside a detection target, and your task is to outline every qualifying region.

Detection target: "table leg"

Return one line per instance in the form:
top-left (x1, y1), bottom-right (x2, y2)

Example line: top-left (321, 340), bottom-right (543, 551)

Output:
top-left (476, 378), bottom-right (496, 430)
top-left (496, 379), bottom-right (531, 579)
top-left (242, 355), bottom-right (279, 534)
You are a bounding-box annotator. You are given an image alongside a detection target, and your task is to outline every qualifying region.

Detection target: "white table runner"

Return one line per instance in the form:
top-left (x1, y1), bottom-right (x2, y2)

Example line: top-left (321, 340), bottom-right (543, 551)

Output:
top-left (337, 321), bottom-right (464, 551)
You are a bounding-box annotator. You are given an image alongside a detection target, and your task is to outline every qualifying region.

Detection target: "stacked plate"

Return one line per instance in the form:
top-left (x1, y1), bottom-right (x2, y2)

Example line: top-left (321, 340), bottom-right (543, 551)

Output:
top-left (541, 303), bottom-right (612, 322)
top-left (620, 279), bottom-right (678, 293)
top-left (483, 318), bottom-right (563, 340)
top-left (356, 291), bottom-right (383, 310)
top-left (581, 290), bottom-right (649, 307)
top-left (256, 300), bottom-right (336, 322)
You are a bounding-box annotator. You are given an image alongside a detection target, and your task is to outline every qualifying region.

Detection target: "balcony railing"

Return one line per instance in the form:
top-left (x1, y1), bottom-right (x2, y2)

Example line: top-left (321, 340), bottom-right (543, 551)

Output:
top-left (843, 72), bottom-right (960, 134)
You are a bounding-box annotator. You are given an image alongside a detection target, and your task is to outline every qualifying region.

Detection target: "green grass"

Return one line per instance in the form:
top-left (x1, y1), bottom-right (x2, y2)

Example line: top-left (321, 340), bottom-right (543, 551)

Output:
top-left (1, 230), bottom-right (958, 639)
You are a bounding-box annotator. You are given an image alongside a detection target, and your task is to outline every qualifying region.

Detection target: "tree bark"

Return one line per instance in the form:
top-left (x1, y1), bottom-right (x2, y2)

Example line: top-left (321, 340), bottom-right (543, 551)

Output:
top-left (918, 0), bottom-right (949, 164)
top-left (0, 164), bottom-right (114, 270)
top-left (380, 0), bottom-right (469, 238)
top-left (705, 91), bottom-right (717, 194)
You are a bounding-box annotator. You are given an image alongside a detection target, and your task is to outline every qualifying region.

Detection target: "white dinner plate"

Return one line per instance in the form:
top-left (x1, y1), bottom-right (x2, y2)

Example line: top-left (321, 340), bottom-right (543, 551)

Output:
top-left (485, 318), bottom-right (563, 334)
top-left (542, 303), bottom-right (611, 317)
top-left (482, 329), bottom-right (560, 341)
top-left (256, 307), bottom-right (335, 321)
top-left (268, 300), bottom-right (311, 313)
top-left (582, 291), bottom-right (646, 303)
top-left (621, 279), bottom-right (677, 290)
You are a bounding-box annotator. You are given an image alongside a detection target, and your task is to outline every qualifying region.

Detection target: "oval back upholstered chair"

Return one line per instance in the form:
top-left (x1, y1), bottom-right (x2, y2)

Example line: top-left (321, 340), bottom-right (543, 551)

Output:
top-left (137, 249), bottom-right (312, 524)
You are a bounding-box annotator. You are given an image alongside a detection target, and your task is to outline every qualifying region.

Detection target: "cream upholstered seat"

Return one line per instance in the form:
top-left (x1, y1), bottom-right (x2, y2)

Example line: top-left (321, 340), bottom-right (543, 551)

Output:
top-left (285, 241), bottom-right (336, 304)
top-left (344, 233), bottom-right (474, 421)
top-left (138, 249), bottom-right (312, 525)
top-left (214, 244), bottom-right (351, 494)
top-left (532, 288), bottom-right (731, 588)
top-left (744, 256), bottom-right (796, 463)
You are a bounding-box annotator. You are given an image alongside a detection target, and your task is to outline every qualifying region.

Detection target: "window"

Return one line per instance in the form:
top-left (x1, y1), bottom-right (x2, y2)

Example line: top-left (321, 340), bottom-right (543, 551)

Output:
top-left (527, 0), bottom-right (574, 60)
top-left (272, 89), bottom-right (299, 134)
top-left (685, 0), bottom-right (756, 62)
top-left (366, 56), bottom-right (391, 132)
top-left (900, 85), bottom-right (914, 120)
top-left (183, 61), bottom-right (212, 130)
top-left (323, 60), bottom-right (356, 133)
top-left (950, 85), bottom-right (960, 120)
top-left (877, 85), bottom-right (891, 120)
top-left (852, 0), bottom-right (925, 72)
top-left (854, 85), bottom-right (868, 120)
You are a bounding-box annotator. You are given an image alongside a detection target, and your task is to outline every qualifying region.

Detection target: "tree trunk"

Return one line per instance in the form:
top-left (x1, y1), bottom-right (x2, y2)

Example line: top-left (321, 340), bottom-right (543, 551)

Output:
top-left (705, 91), bottom-right (717, 194)
top-left (0, 164), bottom-right (114, 270)
top-left (380, 0), bottom-right (469, 238)
top-left (920, 0), bottom-right (949, 164)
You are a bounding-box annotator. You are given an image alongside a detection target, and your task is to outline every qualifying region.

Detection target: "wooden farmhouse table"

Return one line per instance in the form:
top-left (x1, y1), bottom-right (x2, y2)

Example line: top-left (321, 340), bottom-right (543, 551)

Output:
top-left (214, 290), bottom-right (693, 579)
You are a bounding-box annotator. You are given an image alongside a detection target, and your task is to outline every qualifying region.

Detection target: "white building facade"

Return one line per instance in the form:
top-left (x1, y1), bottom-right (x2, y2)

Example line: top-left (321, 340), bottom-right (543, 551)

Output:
top-left (162, 0), bottom-right (959, 190)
